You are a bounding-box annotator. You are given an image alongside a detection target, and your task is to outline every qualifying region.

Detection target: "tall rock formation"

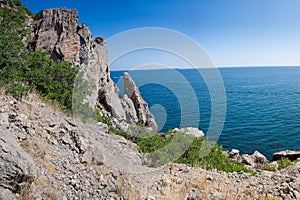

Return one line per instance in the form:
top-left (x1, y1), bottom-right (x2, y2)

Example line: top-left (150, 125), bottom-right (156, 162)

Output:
top-left (28, 8), bottom-right (157, 130)
top-left (123, 72), bottom-right (158, 131)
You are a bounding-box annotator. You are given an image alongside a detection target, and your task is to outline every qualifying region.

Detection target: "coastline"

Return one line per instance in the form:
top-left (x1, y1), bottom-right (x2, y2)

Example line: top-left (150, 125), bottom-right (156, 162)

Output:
top-left (1, 2), bottom-right (299, 199)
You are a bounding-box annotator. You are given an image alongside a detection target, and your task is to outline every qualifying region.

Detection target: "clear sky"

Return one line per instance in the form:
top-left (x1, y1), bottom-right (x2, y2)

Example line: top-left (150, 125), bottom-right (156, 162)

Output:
top-left (21, 0), bottom-right (300, 68)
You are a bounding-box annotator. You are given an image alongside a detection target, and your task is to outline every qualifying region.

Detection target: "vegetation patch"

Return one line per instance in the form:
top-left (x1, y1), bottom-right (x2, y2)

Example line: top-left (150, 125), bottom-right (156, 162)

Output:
top-left (277, 158), bottom-right (298, 170)
top-left (138, 132), bottom-right (256, 175)
top-left (0, 0), bottom-right (77, 110)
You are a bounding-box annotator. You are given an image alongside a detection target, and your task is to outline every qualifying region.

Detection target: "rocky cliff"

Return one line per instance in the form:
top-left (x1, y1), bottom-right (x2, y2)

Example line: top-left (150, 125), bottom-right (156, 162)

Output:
top-left (28, 8), bottom-right (157, 131)
top-left (0, 94), bottom-right (299, 199)
top-left (1, 5), bottom-right (300, 200)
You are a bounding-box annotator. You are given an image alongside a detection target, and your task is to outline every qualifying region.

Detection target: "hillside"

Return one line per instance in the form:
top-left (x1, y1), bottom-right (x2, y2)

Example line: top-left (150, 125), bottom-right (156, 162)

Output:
top-left (0, 93), bottom-right (299, 199)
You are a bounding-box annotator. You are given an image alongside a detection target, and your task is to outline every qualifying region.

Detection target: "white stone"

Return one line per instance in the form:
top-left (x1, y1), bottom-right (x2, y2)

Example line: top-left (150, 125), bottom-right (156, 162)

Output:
top-left (179, 127), bottom-right (205, 138)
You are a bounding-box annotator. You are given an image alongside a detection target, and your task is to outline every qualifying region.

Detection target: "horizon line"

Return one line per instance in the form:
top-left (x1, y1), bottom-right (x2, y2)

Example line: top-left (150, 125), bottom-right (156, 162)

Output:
top-left (110, 65), bottom-right (300, 71)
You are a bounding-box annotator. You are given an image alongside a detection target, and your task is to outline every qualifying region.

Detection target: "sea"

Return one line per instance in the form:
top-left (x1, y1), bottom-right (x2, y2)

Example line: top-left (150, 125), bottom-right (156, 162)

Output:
top-left (111, 67), bottom-right (300, 160)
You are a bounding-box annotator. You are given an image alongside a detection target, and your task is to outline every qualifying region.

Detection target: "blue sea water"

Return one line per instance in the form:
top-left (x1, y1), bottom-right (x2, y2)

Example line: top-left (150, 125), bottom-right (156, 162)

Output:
top-left (111, 67), bottom-right (300, 160)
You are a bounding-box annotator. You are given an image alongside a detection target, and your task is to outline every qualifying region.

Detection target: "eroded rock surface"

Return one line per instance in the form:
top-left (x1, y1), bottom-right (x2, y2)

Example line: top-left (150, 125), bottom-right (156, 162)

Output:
top-left (118, 163), bottom-right (300, 200)
top-left (28, 8), bottom-right (157, 130)
top-left (0, 94), bottom-right (145, 199)
top-left (273, 150), bottom-right (300, 161)
top-left (123, 72), bottom-right (158, 131)
top-left (0, 127), bottom-right (36, 193)
top-left (0, 95), bottom-right (299, 200)
top-left (30, 9), bottom-right (80, 63)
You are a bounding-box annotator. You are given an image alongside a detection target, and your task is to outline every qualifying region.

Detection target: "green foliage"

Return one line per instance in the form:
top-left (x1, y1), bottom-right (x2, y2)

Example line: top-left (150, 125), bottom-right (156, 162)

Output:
top-left (180, 139), bottom-right (256, 175)
top-left (98, 89), bottom-right (106, 104)
top-left (136, 122), bottom-right (146, 127)
top-left (144, 133), bottom-right (193, 167)
top-left (138, 134), bottom-right (171, 153)
top-left (277, 158), bottom-right (298, 170)
top-left (32, 11), bottom-right (42, 20)
top-left (25, 51), bottom-right (78, 109)
top-left (138, 132), bottom-right (256, 175)
top-left (72, 71), bottom-right (99, 122)
top-left (0, 1), bottom-right (28, 71)
top-left (1, 0), bottom-right (33, 16)
top-left (108, 126), bottom-right (139, 142)
top-left (95, 109), bottom-right (112, 126)
top-left (5, 82), bottom-right (30, 100)
top-left (0, 2), bottom-right (78, 110)
top-left (72, 100), bottom-right (96, 123)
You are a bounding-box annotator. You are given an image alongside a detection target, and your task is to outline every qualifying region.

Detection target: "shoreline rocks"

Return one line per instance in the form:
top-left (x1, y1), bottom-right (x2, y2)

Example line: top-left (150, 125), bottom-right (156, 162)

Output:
top-left (273, 150), bottom-right (300, 161)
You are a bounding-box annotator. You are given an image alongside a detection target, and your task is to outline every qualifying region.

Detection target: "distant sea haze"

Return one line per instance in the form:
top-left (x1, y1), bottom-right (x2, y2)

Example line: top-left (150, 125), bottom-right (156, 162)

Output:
top-left (111, 67), bottom-right (300, 160)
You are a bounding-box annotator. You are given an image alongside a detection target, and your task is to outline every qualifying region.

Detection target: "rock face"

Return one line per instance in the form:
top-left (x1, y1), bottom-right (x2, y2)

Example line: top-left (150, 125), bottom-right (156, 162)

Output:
top-left (273, 150), bottom-right (300, 161)
top-left (30, 9), bottom-right (80, 63)
top-left (123, 72), bottom-right (158, 131)
top-left (28, 8), bottom-right (157, 130)
top-left (1, 94), bottom-right (300, 199)
top-left (0, 127), bottom-right (36, 193)
top-left (0, 94), bottom-right (145, 199)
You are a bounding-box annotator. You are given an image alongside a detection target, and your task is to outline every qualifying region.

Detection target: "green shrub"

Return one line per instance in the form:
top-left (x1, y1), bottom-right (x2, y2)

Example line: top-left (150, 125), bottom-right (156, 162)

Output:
top-left (138, 132), bottom-right (256, 175)
top-left (0, 2), bottom-right (78, 110)
top-left (25, 51), bottom-right (78, 109)
top-left (136, 122), bottom-right (146, 127)
top-left (98, 89), bottom-right (106, 104)
top-left (0, 1), bottom-right (28, 76)
top-left (277, 158), bottom-right (298, 169)
top-left (138, 134), bottom-right (171, 153)
top-left (176, 137), bottom-right (256, 175)
top-left (108, 126), bottom-right (139, 142)
top-left (5, 82), bottom-right (30, 100)
top-left (95, 109), bottom-right (112, 126)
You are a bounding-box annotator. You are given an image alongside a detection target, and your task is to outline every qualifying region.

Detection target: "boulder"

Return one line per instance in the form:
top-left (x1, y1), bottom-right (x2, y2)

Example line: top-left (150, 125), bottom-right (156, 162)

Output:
top-left (252, 151), bottom-right (268, 166)
top-left (178, 127), bottom-right (205, 138)
top-left (0, 127), bottom-right (36, 193)
top-left (272, 150), bottom-right (300, 161)
top-left (268, 161), bottom-right (279, 171)
top-left (123, 72), bottom-right (158, 131)
top-left (229, 149), bottom-right (240, 159)
top-left (241, 151), bottom-right (268, 169)
top-left (241, 154), bottom-right (254, 167)
top-left (280, 161), bottom-right (300, 177)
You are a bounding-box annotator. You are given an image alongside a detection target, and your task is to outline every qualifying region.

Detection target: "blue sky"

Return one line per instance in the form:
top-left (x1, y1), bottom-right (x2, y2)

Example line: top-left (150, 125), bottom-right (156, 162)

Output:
top-left (21, 0), bottom-right (300, 68)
